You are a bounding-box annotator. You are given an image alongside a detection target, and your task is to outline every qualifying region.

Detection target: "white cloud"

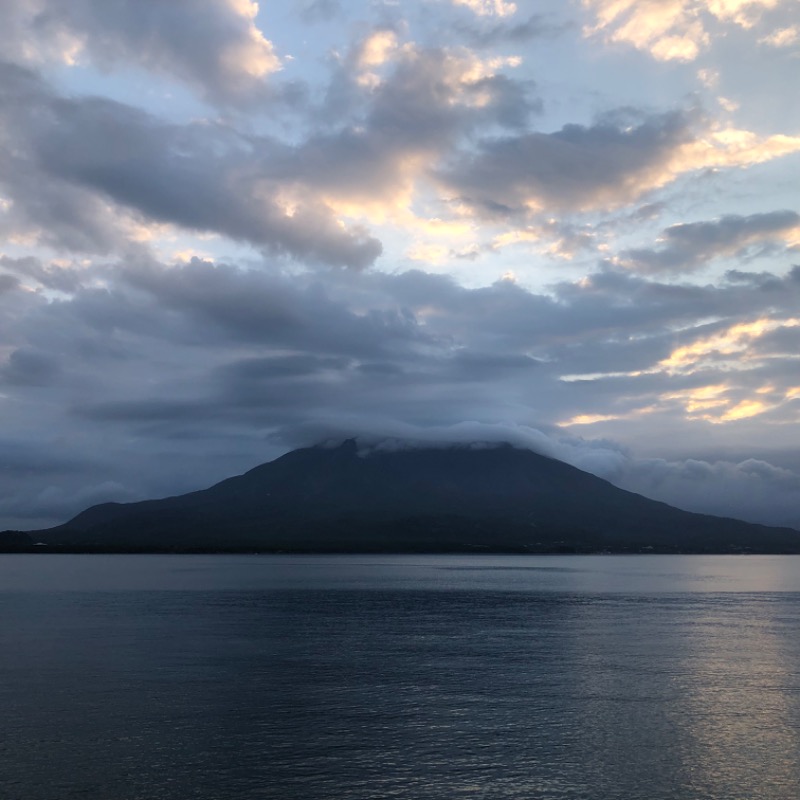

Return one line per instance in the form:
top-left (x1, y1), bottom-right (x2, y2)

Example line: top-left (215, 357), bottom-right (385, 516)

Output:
top-left (759, 24), bottom-right (800, 46)
top-left (451, 0), bottom-right (518, 18)
top-left (583, 0), bottom-right (788, 61)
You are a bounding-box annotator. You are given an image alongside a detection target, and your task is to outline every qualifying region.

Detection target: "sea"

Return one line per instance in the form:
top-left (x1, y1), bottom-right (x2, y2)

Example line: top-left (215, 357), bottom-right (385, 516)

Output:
top-left (2, 554), bottom-right (800, 800)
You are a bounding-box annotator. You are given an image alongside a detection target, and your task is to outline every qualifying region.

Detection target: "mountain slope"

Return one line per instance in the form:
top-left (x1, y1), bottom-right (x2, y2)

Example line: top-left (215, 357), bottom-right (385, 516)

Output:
top-left (28, 440), bottom-right (800, 553)
top-left (0, 530), bottom-right (34, 551)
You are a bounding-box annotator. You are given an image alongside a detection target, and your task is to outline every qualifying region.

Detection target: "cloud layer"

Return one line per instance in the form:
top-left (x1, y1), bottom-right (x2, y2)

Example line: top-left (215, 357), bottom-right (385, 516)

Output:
top-left (0, 0), bottom-right (799, 530)
top-left (0, 0), bottom-right (280, 104)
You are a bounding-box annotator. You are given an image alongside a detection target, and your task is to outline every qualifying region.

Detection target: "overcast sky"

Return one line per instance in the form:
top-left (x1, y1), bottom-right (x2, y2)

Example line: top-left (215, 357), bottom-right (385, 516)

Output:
top-left (1, 0), bottom-right (799, 531)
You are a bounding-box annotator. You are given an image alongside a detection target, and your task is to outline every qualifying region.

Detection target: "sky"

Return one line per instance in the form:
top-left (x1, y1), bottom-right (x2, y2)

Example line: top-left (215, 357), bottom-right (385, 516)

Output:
top-left (1, 0), bottom-right (800, 532)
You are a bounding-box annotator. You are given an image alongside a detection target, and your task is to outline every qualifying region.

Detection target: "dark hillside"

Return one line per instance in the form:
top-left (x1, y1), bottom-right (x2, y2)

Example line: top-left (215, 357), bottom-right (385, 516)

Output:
top-left (26, 440), bottom-right (800, 553)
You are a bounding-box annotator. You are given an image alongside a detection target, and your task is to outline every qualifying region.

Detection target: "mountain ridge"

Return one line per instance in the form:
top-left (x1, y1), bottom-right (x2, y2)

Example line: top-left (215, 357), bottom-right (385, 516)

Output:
top-left (7, 440), bottom-right (800, 553)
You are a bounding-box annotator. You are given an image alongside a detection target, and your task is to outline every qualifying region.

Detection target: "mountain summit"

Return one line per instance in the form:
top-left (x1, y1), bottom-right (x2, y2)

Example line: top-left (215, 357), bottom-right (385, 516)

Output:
top-left (23, 440), bottom-right (800, 553)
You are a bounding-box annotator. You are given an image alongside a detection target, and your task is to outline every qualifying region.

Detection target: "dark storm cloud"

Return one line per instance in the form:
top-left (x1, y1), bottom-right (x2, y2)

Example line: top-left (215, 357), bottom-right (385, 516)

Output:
top-left (620, 210), bottom-right (800, 274)
top-left (437, 108), bottom-right (696, 215)
top-left (0, 0), bottom-right (280, 106)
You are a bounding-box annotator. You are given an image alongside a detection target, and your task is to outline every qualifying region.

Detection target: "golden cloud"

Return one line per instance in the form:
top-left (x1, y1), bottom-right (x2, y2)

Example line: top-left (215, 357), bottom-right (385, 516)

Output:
top-left (759, 25), bottom-right (800, 47)
top-left (220, 0), bottom-right (280, 78)
top-left (659, 317), bottom-right (800, 375)
top-left (557, 413), bottom-right (623, 426)
top-left (583, 0), bottom-right (786, 61)
top-left (322, 47), bottom-right (523, 232)
top-left (559, 320), bottom-right (800, 428)
top-left (612, 126), bottom-right (800, 213)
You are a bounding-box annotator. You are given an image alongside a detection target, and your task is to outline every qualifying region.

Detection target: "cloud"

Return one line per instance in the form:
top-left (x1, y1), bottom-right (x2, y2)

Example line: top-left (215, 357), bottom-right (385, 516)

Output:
top-left (0, 274), bottom-right (20, 295)
top-left (37, 101), bottom-right (381, 268)
top-left (0, 255), bottom-right (85, 293)
top-left (0, 477), bottom-right (140, 529)
top-left (0, 34), bottom-right (544, 266)
top-left (582, 0), bottom-right (786, 62)
top-left (0, 0), bottom-right (798, 536)
top-left (275, 419), bottom-right (800, 528)
top-left (706, 0), bottom-right (783, 28)
top-left (116, 257), bottom-right (429, 355)
top-left (0, 63), bottom-right (382, 267)
top-left (450, 0), bottom-right (518, 18)
top-left (553, 260), bottom-right (800, 364)
top-left (0, 0), bottom-right (280, 105)
top-left (0, 64), bottom-right (170, 255)
top-left (455, 14), bottom-right (573, 48)
top-left (439, 109), bottom-right (695, 215)
top-left (4, 31), bottom-right (796, 273)
top-left (759, 24), bottom-right (800, 46)
top-left (14, 253), bottom-right (800, 412)
top-left (653, 315), bottom-right (800, 377)
top-left (300, 0), bottom-right (342, 24)
top-left (1, 248), bottom-right (800, 528)
top-left (619, 210), bottom-right (800, 273)
top-left (490, 219), bottom-right (598, 260)
top-left (0, 348), bottom-right (61, 387)
top-left (439, 108), bottom-right (800, 216)
top-left (617, 455), bottom-right (800, 528)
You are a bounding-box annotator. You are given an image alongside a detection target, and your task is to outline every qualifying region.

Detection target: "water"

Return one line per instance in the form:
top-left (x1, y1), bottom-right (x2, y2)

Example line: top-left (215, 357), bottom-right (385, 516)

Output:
top-left (2, 554), bottom-right (800, 799)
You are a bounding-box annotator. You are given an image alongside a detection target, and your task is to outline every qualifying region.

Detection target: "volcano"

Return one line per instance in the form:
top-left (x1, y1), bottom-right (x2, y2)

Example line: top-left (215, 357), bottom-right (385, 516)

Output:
top-left (16, 440), bottom-right (800, 553)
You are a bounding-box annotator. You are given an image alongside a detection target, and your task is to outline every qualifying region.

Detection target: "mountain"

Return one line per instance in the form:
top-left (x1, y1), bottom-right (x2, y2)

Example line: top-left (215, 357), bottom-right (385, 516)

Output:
top-left (0, 529), bottom-right (34, 551)
top-left (19, 440), bottom-right (800, 553)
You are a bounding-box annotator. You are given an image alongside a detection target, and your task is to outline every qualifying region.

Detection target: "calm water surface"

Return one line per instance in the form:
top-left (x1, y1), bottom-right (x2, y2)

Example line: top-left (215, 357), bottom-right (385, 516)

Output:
top-left (2, 554), bottom-right (800, 799)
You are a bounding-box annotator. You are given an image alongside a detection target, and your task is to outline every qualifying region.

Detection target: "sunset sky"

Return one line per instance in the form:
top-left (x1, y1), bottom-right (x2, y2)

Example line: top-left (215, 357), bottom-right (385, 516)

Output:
top-left (1, 0), bottom-right (799, 531)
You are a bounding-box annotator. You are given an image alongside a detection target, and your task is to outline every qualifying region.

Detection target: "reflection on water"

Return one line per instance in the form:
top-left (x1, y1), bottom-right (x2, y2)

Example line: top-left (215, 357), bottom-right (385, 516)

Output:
top-left (2, 553), bottom-right (800, 592)
top-left (1, 555), bottom-right (800, 799)
top-left (674, 595), bottom-right (800, 796)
